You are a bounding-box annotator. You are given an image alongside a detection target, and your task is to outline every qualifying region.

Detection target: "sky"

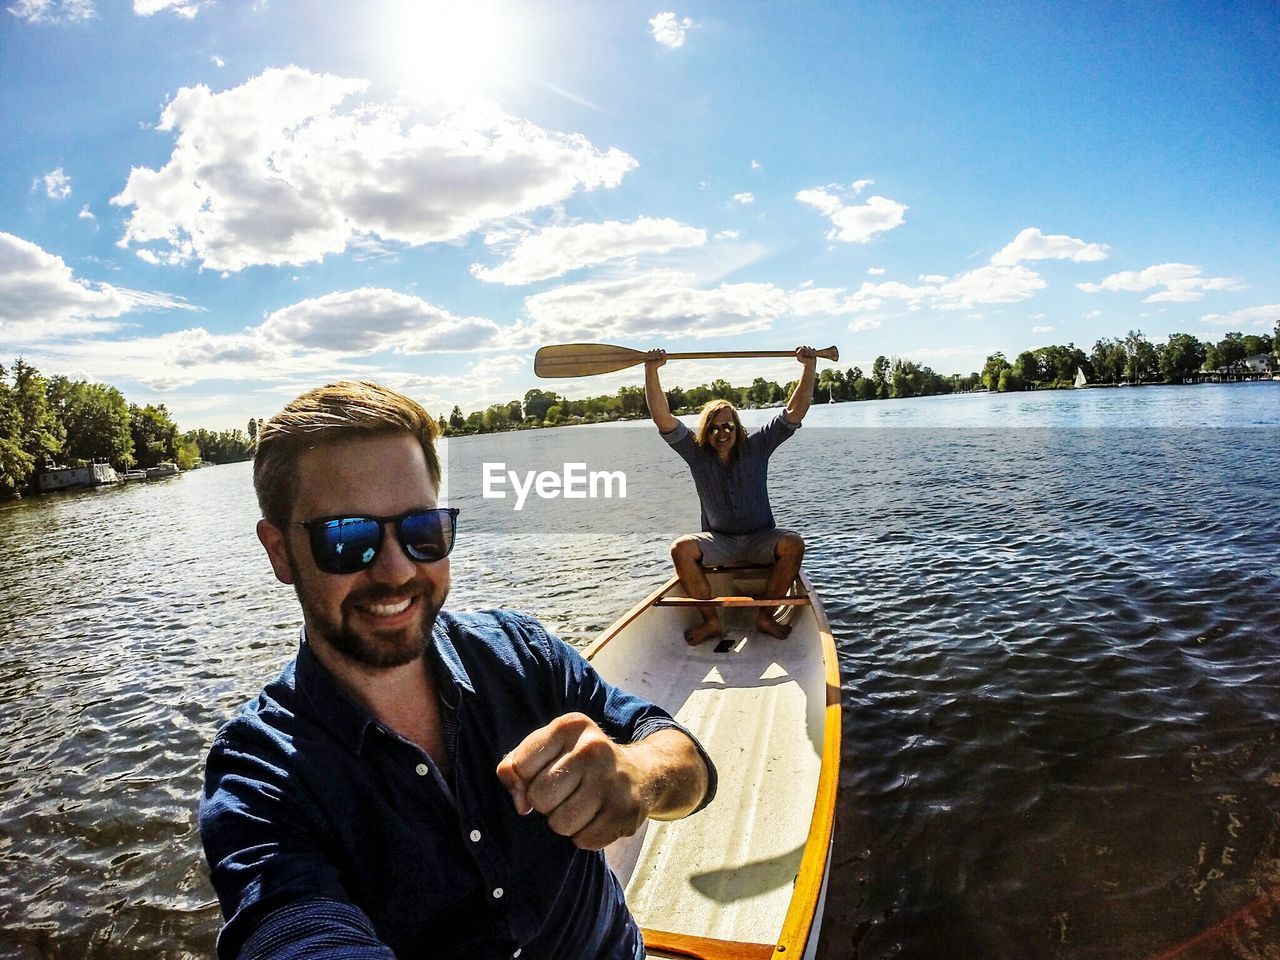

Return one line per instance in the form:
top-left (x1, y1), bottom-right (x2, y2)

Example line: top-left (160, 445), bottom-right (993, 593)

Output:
top-left (1, 0), bottom-right (1277, 431)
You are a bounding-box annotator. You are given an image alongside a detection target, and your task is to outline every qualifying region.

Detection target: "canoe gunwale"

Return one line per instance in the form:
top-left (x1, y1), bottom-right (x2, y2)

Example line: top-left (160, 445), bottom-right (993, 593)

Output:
top-left (586, 569), bottom-right (842, 959)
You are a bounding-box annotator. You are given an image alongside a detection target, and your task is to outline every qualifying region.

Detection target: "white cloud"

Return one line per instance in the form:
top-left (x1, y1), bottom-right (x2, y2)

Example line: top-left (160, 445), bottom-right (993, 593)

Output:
top-left (520, 270), bottom-right (790, 343)
top-left (649, 11), bottom-right (693, 48)
top-left (990, 227), bottom-right (1108, 266)
top-left (795, 182), bottom-right (907, 244)
top-left (258, 288), bottom-right (504, 354)
top-left (733, 192), bottom-right (754, 205)
top-left (867, 267), bottom-right (885, 276)
top-left (715, 230), bottom-right (740, 240)
top-left (0, 230), bottom-right (193, 342)
top-left (36, 167), bottom-right (71, 199)
top-left (750, 160), bottom-right (761, 170)
top-left (211, 54), bottom-right (225, 67)
top-left (78, 204), bottom-right (95, 220)
top-left (134, 0), bottom-right (204, 15)
top-left (7, 0), bottom-right (94, 23)
top-left (471, 217), bottom-right (706, 285)
top-left (1031, 325), bottom-right (1054, 333)
top-left (21, 287), bottom-right (509, 392)
top-left (1198, 303), bottom-right (1280, 328)
top-left (935, 265), bottom-right (1046, 308)
top-left (1077, 263), bottom-right (1242, 303)
top-left (111, 67), bottom-right (637, 272)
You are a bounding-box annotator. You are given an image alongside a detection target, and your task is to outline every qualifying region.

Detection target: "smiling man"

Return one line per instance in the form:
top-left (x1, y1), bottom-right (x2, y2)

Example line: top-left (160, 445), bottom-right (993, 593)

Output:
top-left (199, 381), bottom-right (714, 960)
top-left (644, 348), bottom-right (818, 645)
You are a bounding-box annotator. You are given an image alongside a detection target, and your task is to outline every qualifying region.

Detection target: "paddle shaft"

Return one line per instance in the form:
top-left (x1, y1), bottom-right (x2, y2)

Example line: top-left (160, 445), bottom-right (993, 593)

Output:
top-left (656, 347), bottom-right (838, 362)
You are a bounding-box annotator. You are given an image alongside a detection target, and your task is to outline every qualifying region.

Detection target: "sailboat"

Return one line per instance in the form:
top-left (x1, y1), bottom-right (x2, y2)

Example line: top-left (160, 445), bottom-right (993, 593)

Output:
top-left (1074, 367), bottom-right (1087, 389)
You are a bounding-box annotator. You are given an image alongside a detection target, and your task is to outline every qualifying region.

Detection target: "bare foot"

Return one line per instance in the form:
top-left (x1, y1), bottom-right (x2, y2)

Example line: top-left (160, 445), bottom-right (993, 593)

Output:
top-left (685, 619), bottom-right (724, 646)
top-left (756, 612), bottom-right (792, 639)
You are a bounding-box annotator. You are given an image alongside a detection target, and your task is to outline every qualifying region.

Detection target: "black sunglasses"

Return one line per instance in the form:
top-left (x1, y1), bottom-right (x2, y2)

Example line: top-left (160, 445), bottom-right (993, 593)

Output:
top-left (709, 422), bottom-right (736, 435)
top-left (296, 508), bottom-right (460, 575)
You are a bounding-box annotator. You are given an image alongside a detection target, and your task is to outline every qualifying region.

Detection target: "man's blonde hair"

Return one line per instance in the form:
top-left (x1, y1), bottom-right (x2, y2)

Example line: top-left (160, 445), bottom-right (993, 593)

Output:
top-left (254, 381), bottom-right (440, 523)
top-left (694, 399), bottom-right (748, 448)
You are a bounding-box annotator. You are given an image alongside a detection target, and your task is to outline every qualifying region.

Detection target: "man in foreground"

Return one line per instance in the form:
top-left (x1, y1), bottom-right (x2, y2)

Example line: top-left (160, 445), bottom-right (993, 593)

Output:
top-left (645, 348), bottom-right (817, 644)
top-left (200, 381), bottom-right (714, 959)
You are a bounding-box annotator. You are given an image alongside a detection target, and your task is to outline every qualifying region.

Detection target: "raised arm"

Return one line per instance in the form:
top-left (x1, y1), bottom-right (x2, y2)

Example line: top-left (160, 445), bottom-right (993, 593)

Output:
top-left (496, 713), bottom-right (711, 851)
top-left (783, 345), bottom-right (819, 425)
top-left (644, 349), bottom-right (680, 433)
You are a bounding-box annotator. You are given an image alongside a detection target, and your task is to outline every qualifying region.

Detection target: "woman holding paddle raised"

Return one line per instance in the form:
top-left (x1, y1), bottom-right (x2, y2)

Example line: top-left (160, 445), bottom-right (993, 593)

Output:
top-left (644, 346), bottom-right (819, 645)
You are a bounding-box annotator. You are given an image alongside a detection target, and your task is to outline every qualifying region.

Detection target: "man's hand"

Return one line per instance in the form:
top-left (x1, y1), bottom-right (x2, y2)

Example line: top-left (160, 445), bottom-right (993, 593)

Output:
top-left (796, 345), bottom-right (818, 368)
top-left (496, 714), bottom-right (707, 850)
top-left (645, 348), bottom-right (667, 369)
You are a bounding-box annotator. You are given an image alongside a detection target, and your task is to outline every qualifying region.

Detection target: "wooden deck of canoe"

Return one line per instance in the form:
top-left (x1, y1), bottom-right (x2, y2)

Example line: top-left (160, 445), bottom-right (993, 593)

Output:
top-left (584, 567), bottom-right (841, 960)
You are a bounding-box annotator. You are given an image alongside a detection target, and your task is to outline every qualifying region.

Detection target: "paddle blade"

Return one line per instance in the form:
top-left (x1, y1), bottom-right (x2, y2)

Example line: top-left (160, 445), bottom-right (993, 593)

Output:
top-left (534, 343), bottom-right (648, 378)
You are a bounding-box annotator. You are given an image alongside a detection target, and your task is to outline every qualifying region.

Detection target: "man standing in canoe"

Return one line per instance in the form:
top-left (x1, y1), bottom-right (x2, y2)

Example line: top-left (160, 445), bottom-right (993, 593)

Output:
top-left (645, 347), bottom-right (818, 645)
top-left (200, 381), bottom-right (715, 960)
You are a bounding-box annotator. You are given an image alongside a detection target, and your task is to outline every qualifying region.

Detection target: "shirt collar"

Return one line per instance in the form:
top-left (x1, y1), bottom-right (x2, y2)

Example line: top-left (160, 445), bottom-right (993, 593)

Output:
top-left (294, 614), bottom-right (476, 754)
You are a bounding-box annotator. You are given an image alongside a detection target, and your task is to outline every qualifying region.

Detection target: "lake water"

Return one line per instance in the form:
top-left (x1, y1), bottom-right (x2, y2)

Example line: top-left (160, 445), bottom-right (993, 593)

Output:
top-left (1, 382), bottom-right (1278, 959)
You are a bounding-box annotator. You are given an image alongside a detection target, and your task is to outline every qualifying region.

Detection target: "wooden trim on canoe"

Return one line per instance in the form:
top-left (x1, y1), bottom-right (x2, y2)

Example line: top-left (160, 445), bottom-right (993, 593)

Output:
top-left (652, 596), bottom-right (811, 608)
top-left (773, 570), bottom-right (842, 956)
top-left (580, 575), bottom-right (678, 661)
top-left (641, 929), bottom-right (777, 960)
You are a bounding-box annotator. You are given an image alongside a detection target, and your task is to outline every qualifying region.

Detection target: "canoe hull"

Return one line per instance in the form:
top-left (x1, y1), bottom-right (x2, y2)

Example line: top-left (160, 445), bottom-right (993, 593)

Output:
top-left (586, 568), bottom-right (841, 959)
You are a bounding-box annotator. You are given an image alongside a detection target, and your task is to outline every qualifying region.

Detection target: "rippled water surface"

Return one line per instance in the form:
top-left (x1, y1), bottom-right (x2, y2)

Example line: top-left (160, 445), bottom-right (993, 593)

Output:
top-left (2, 383), bottom-right (1278, 959)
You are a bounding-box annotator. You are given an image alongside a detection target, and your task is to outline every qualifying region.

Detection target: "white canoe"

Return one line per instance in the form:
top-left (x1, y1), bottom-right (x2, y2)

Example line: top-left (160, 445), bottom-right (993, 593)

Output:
top-left (586, 567), bottom-right (841, 960)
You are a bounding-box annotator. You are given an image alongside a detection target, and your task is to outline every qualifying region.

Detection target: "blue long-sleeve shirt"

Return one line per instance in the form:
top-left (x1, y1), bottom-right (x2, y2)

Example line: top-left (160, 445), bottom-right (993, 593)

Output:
top-left (662, 413), bottom-right (799, 534)
top-left (199, 609), bottom-right (716, 960)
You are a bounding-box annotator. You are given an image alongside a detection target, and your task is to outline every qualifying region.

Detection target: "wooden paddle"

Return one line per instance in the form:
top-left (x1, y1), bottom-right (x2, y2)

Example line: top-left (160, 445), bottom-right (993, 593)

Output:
top-left (534, 343), bottom-right (839, 378)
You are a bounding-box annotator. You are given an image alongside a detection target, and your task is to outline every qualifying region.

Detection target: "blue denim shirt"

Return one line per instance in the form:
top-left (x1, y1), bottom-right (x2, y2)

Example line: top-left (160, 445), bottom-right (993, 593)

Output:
top-left (200, 609), bottom-right (716, 960)
top-left (663, 413), bottom-right (799, 534)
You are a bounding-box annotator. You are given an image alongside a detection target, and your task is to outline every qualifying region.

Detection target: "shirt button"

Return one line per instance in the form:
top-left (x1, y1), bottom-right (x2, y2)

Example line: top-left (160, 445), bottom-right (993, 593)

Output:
top-left (469, 829), bottom-right (482, 842)
top-left (513, 950), bottom-right (522, 958)
top-left (415, 763), bottom-right (429, 776)
top-left (492, 887), bottom-right (504, 899)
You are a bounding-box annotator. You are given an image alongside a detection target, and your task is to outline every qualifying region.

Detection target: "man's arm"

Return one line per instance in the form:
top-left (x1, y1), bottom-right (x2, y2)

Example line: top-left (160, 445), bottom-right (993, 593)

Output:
top-left (644, 350), bottom-right (680, 434)
top-left (783, 345), bottom-right (819, 425)
top-left (496, 713), bottom-right (710, 851)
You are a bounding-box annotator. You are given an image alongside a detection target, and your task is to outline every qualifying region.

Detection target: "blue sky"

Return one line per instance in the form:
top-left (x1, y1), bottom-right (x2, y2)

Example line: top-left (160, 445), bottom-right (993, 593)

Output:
top-left (1, 0), bottom-right (1277, 430)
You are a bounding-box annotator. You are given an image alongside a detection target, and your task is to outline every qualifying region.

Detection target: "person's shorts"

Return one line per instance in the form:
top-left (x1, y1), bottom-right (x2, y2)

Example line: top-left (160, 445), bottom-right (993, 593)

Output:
top-left (683, 527), bottom-right (796, 568)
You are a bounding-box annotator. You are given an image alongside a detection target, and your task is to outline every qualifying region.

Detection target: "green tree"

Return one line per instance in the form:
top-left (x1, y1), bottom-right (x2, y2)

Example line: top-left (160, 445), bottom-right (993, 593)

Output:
top-left (981, 352), bottom-right (1011, 391)
top-left (12, 359), bottom-right (64, 476)
top-left (1241, 334), bottom-right (1272, 358)
top-left (522, 389), bottom-right (558, 422)
top-left (0, 364), bottom-right (34, 497)
top-left (247, 418), bottom-right (258, 441)
top-left (1160, 333), bottom-right (1207, 383)
top-left (871, 356), bottom-right (890, 399)
top-left (448, 406), bottom-right (466, 430)
top-left (48, 378), bottom-right (134, 467)
top-left (129, 403), bottom-right (180, 468)
top-left (1012, 350), bottom-right (1041, 385)
top-left (1215, 332), bottom-right (1248, 372)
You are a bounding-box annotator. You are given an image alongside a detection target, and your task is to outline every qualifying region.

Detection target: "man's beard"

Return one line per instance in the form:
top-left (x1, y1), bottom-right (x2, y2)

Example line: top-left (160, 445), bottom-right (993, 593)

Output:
top-left (322, 583), bottom-right (445, 669)
top-left (286, 541), bottom-right (447, 669)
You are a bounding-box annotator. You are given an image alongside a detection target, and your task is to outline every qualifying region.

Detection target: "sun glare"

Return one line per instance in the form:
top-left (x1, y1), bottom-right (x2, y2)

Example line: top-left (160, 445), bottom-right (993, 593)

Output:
top-left (382, 0), bottom-right (511, 99)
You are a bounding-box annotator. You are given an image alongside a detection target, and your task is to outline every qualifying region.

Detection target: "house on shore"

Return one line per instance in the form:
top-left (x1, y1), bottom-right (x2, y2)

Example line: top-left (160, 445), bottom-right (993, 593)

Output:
top-left (37, 463), bottom-right (120, 492)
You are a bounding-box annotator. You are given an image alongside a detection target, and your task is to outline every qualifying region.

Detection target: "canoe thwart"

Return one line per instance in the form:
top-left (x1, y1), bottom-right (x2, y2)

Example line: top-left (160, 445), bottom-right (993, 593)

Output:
top-left (652, 596), bottom-right (811, 608)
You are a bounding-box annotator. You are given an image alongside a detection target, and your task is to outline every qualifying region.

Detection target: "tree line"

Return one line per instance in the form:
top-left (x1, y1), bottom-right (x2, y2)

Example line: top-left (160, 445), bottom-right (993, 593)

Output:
top-left (5, 324), bottom-right (1276, 492)
top-left (0, 358), bottom-right (258, 498)
top-left (440, 325), bottom-right (1278, 436)
top-left (980, 329), bottom-right (1275, 393)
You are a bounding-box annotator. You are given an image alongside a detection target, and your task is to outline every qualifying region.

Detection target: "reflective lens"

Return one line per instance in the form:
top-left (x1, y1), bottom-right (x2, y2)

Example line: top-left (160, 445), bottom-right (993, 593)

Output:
top-left (299, 508), bottom-right (459, 574)
top-left (710, 422), bottom-right (735, 434)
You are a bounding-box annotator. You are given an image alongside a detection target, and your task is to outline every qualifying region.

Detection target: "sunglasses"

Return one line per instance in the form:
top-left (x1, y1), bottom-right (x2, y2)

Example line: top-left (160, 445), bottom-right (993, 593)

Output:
top-left (296, 508), bottom-right (459, 575)
top-left (709, 422), bottom-right (736, 435)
